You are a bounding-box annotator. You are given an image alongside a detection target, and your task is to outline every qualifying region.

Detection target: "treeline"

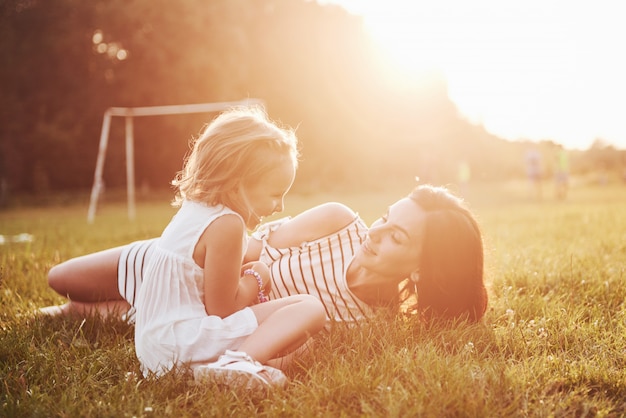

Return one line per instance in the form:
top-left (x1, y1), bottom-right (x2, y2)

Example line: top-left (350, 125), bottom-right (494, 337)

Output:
top-left (0, 0), bottom-right (623, 200)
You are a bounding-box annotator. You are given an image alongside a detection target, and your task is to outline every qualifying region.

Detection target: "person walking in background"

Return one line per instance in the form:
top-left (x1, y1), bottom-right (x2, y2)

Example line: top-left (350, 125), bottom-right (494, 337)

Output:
top-left (128, 106), bottom-right (324, 390)
top-left (525, 147), bottom-right (543, 200)
top-left (554, 147), bottom-right (569, 200)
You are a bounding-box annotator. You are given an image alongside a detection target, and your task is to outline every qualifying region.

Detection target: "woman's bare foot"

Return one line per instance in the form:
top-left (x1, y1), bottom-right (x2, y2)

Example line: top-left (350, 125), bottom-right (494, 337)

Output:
top-left (38, 303), bottom-right (71, 316)
top-left (37, 300), bottom-right (131, 319)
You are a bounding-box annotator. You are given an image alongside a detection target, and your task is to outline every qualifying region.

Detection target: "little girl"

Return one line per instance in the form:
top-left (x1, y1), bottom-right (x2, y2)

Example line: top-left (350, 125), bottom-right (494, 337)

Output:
top-left (134, 106), bottom-right (325, 390)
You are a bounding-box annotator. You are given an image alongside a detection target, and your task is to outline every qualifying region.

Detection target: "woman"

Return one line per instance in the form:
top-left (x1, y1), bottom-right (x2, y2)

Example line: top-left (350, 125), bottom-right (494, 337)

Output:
top-left (43, 184), bottom-right (488, 325)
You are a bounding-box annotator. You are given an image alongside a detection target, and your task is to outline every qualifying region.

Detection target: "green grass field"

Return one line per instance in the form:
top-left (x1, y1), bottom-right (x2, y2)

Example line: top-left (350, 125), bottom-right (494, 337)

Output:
top-left (2, 180), bottom-right (626, 417)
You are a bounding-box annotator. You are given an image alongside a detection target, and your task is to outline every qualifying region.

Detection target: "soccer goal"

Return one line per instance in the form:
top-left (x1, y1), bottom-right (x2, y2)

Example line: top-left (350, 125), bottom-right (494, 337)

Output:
top-left (87, 99), bottom-right (264, 223)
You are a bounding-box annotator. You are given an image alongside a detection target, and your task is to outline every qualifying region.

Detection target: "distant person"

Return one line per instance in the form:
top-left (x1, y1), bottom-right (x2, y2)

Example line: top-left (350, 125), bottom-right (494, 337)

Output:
top-left (119, 106), bottom-right (325, 390)
top-left (43, 185), bottom-right (489, 329)
top-left (525, 147), bottom-right (543, 199)
top-left (554, 148), bottom-right (569, 199)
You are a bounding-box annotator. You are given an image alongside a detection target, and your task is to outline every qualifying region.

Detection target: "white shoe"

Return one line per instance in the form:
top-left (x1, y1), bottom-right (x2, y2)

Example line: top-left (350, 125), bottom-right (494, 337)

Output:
top-left (194, 350), bottom-right (287, 391)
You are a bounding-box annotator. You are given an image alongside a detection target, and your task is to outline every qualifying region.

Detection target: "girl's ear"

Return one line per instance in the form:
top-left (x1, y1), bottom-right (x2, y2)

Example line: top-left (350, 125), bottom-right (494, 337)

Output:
top-left (409, 270), bottom-right (420, 284)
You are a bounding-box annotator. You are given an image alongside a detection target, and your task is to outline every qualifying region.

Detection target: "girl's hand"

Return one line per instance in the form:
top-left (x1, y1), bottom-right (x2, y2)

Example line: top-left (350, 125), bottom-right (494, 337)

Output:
top-left (241, 261), bottom-right (272, 295)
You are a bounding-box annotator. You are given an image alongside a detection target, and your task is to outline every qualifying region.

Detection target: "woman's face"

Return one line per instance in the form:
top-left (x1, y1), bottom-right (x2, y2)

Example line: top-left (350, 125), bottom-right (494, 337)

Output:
top-left (355, 197), bottom-right (426, 280)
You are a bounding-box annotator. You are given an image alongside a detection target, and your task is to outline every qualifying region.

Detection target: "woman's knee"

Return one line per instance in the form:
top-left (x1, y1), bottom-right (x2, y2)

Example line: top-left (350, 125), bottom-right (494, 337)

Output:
top-left (47, 261), bottom-right (72, 295)
top-left (46, 247), bottom-right (123, 301)
top-left (46, 257), bottom-right (119, 302)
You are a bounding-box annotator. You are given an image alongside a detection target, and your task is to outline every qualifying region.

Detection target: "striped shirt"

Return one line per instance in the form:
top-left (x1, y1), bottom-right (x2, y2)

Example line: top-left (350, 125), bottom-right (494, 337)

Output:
top-left (254, 216), bottom-right (375, 326)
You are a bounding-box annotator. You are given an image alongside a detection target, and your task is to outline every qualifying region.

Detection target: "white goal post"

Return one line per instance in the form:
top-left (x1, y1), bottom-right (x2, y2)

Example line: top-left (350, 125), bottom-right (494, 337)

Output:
top-left (87, 99), bottom-right (264, 223)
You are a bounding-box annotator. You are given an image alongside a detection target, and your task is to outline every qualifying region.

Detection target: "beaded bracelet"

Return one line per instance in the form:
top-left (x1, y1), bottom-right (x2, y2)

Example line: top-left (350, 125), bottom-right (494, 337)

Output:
top-left (243, 269), bottom-right (269, 303)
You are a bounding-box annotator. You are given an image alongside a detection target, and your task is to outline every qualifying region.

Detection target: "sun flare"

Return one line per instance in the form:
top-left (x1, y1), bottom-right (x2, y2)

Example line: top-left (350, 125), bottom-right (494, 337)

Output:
top-left (364, 8), bottom-right (448, 75)
top-left (330, 0), bottom-right (626, 149)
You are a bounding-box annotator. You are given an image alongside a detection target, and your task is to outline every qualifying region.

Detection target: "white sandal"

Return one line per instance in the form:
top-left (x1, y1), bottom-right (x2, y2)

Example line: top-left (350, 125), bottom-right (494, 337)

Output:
top-left (194, 350), bottom-right (287, 391)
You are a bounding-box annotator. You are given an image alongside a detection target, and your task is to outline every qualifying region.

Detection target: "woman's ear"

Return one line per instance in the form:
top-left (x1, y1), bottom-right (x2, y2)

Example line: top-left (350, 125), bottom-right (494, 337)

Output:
top-left (409, 270), bottom-right (420, 284)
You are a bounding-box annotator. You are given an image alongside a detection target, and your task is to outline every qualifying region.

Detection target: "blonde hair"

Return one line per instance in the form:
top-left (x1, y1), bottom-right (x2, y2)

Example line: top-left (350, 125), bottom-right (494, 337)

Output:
top-left (171, 106), bottom-right (299, 214)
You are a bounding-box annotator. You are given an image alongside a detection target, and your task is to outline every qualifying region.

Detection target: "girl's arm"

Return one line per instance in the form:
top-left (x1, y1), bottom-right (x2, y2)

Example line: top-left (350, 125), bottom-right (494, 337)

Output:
top-left (241, 260), bottom-right (272, 295)
top-left (245, 202), bottom-right (356, 261)
top-left (194, 214), bottom-right (258, 317)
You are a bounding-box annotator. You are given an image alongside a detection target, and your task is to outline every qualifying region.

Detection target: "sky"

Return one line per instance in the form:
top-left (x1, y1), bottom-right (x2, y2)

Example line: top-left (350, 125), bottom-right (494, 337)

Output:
top-left (322, 0), bottom-right (626, 150)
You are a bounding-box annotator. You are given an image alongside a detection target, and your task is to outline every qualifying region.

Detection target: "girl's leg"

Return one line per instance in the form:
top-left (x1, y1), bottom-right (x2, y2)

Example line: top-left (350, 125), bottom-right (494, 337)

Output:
top-left (266, 338), bottom-right (314, 370)
top-left (195, 296), bottom-right (324, 388)
top-left (241, 294), bottom-right (326, 364)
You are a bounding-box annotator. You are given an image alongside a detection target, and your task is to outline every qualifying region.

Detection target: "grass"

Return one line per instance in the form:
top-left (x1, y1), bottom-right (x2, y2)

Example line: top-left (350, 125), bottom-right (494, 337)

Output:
top-left (2, 180), bottom-right (626, 417)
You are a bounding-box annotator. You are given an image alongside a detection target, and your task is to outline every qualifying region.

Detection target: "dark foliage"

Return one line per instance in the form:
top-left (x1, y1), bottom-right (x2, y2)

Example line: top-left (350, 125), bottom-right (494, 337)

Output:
top-left (3, 0), bottom-right (618, 201)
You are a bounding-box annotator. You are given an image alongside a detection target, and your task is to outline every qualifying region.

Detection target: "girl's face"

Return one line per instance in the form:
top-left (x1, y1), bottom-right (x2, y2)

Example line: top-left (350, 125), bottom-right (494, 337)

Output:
top-left (243, 157), bottom-right (296, 229)
top-left (355, 198), bottom-right (425, 280)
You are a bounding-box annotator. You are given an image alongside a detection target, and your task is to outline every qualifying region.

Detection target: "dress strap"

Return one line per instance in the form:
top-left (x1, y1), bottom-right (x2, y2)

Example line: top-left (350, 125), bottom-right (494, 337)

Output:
top-left (250, 216), bottom-right (291, 241)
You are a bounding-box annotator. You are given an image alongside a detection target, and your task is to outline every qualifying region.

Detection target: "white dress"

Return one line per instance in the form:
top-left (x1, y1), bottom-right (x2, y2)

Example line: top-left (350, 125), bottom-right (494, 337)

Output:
top-left (134, 200), bottom-right (258, 377)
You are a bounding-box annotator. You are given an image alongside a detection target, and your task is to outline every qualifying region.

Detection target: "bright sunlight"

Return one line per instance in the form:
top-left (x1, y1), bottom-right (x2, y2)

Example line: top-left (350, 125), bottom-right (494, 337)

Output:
top-left (324, 0), bottom-right (626, 150)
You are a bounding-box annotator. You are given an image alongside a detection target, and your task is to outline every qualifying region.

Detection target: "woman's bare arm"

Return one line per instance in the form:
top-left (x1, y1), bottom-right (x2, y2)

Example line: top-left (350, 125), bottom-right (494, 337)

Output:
top-left (246, 202), bottom-right (356, 262)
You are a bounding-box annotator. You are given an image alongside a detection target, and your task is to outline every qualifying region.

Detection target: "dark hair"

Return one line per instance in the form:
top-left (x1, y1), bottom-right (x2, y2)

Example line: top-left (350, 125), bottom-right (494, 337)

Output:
top-left (403, 185), bottom-right (488, 323)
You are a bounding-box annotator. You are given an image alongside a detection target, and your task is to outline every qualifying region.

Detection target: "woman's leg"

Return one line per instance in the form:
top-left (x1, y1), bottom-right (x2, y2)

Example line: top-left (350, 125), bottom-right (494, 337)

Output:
top-left (48, 246), bottom-right (125, 302)
top-left (39, 299), bottom-right (131, 318)
top-left (42, 246), bottom-right (129, 317)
